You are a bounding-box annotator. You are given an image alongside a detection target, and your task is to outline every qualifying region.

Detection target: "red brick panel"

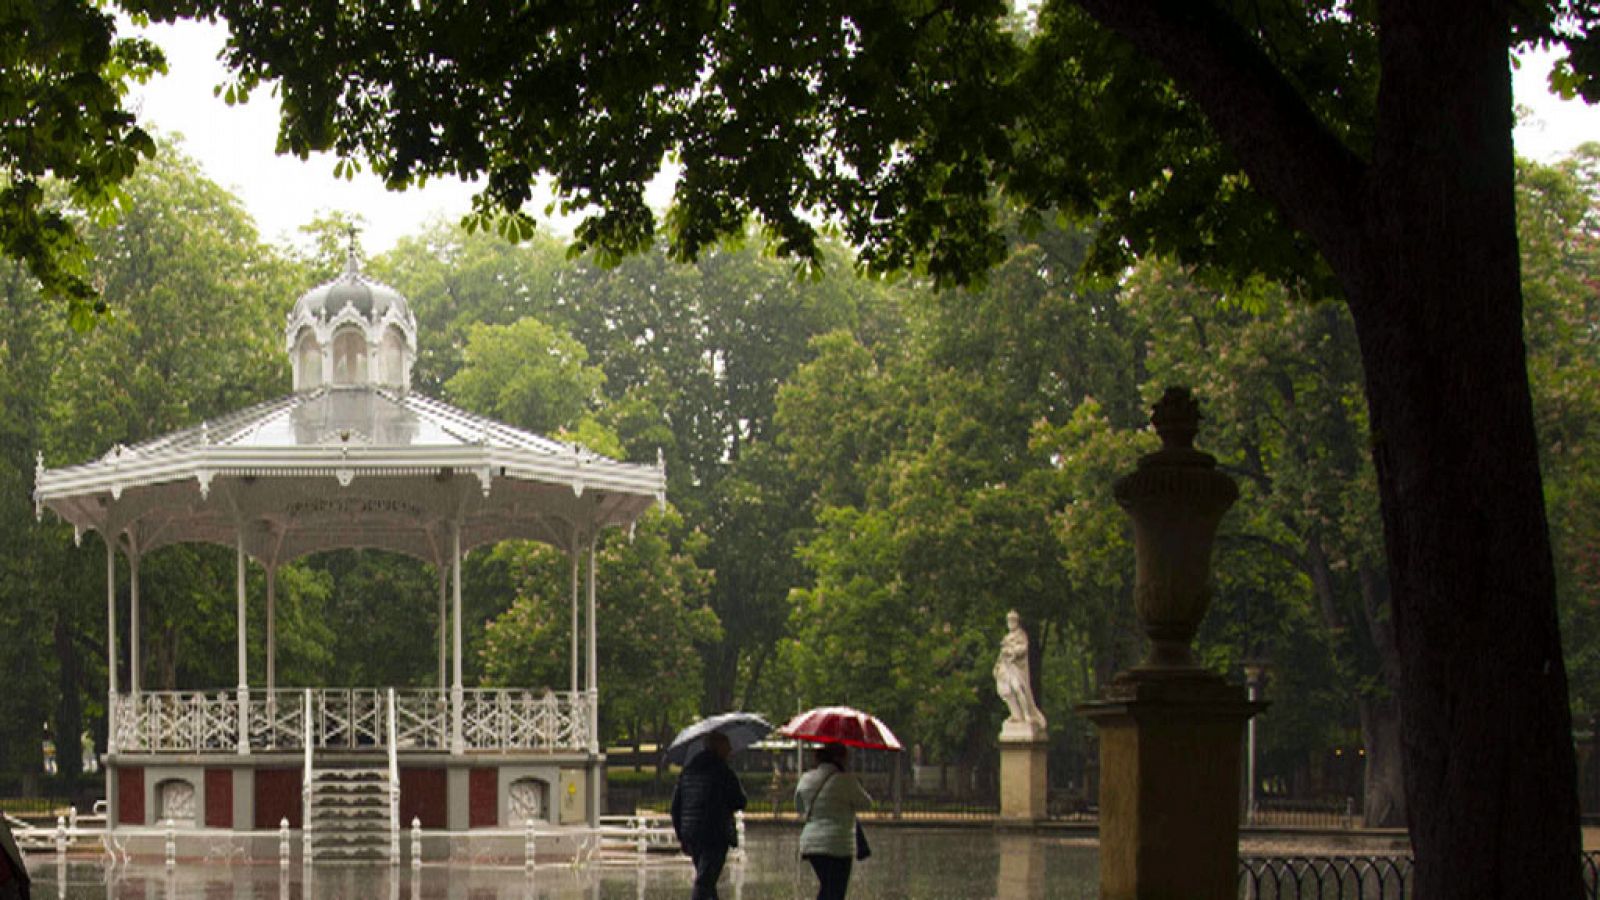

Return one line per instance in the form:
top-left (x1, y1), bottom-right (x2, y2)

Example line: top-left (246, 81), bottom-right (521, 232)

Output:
top-left (117, 766), bottom-right (145, 826)
top-left (254, 769), bottom-right (303, 829)
top-left (204, 769), bottom-right (233, 828)
top-left (400, 767), bottom-right (447, 829)
top-left (468, 768), bottom-right (497, 828)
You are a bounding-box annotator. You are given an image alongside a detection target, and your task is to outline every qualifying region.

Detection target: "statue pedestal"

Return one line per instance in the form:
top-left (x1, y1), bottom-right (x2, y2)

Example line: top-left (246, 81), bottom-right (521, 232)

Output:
top-left (1080, 672), bottom-right (1262, 900)
top-left (998, 723), bottom-right (1048, 822)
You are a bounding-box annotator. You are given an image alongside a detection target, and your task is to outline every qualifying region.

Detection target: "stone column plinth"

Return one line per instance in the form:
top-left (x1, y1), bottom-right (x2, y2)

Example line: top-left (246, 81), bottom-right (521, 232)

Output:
top-left (1081, 672), bottom-right (1260, 900)
top-left (999, 724), bottom-right (1048, 821)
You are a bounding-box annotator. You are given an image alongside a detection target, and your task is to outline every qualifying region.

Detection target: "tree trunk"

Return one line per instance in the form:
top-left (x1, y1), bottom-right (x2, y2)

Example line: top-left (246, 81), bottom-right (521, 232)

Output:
top-left (1357, 565), bottom-right (1406, 828)
top-left (1358, 693), bottom-right (1405, 828)
top-left (742, 643), bottom-right (774, 711)
top-left (159, 623), bottom-right (178, 691)
top-left (704, 641), bottom-right (738, 714)
top-left (53, 611), bottom-right (83, 788)
top-left (1345, 6), bottom-right (1580, 893)
top-left (1073, 3), bottom-right (1583, 895)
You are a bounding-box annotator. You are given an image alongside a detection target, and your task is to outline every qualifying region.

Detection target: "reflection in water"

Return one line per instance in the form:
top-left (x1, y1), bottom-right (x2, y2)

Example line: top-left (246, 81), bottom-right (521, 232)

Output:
top-left (34, 828), bottom-right (1098, 899)
top-left (997, 833), bottom-right (1046, 900)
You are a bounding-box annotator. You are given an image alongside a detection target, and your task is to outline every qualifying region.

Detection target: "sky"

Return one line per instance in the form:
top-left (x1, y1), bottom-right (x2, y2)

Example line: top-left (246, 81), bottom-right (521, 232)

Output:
top-left (128, 20), bottom-right (1600, 257)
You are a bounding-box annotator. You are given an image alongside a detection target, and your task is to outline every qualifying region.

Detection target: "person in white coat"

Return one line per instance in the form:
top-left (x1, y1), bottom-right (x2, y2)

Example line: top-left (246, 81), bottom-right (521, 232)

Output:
top-left (795, 744), bottom-right (872, 900)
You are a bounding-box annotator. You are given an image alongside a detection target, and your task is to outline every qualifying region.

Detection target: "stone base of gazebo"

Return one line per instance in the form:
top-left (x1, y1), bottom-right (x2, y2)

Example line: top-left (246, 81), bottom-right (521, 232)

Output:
top-left (108, 752), bottom-right (599, 831)
top-left (106, 685), bottom-right (602, 848)
top-left (105, 749), bottom-right (605, 864)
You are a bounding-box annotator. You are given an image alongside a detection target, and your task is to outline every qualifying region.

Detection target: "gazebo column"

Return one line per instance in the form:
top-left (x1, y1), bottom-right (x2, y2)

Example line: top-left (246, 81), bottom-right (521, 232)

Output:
top-left (266, 566), bottom-right (276, 693)
top-left (569, 547), bottom-right (580, 696)
top-left (105, 538), bottom-right (118, 755)
top-left (586, 534), bottom-right (598, 750)
top-left (235, 535), bottom-right (250, 755)
top-left (128, 550), bottom-right (141, 696)
top-left (437, 567), bottom-right (448, 693)
top-left (586, 532), bottom-right (599, 827)
top-left (451, 522), bottom-right (464, 755)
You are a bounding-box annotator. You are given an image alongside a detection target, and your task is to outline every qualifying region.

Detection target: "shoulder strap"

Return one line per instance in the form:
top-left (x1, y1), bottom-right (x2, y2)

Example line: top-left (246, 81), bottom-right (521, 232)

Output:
top-left (804, 769), bottom-right (839, 823)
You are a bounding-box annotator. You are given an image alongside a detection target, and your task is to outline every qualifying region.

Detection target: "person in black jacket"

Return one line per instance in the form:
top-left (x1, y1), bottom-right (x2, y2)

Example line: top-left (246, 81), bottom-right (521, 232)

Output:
top-left (670, 731), bottom-right (747, 899)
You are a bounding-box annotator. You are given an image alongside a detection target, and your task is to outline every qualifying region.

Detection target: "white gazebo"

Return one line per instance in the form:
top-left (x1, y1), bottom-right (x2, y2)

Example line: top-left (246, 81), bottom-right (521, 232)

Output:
top-left (34, 249), bottom-right (665, 859)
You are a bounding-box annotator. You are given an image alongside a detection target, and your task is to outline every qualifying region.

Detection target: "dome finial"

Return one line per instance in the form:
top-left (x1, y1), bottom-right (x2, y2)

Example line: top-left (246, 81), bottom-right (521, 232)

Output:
top-left (343, 224), bottom-right (361, 276)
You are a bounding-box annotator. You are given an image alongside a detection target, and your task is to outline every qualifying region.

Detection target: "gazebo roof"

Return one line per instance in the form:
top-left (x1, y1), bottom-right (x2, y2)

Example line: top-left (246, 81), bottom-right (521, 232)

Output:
top-left (38, 249), bottom-right (666, 568)
top-left (34, 384), bottom-right (666, 567)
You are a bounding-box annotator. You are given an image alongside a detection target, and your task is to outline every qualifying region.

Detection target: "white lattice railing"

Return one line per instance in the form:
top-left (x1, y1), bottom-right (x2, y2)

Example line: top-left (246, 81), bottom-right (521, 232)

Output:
top-left (248, 689), bottom-right (308, 750)
top-left (459, 689), bottom-right (594, 752)
top-left (115, 691), bottom-right (239, 754)
top-left (112, 688), bottom-right (593, 754)
top-left (314, 688), bottom-right (387, 749)
top-left (393, 689), bottom-right (449, 749)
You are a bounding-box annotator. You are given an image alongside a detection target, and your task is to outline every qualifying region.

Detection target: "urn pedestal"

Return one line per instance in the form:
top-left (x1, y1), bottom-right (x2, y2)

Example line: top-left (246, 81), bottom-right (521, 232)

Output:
top-left (1078, 388), bottom-right (1263, 900)
top-left (1081, 673), bottom-right (1259, 900)
top-left (998, 723), bottom-right (1048, 822)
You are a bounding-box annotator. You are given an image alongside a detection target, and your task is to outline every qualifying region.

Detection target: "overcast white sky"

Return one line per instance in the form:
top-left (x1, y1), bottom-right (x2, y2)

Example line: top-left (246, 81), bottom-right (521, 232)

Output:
top-left (127, 20), bottom-right (1600, 256)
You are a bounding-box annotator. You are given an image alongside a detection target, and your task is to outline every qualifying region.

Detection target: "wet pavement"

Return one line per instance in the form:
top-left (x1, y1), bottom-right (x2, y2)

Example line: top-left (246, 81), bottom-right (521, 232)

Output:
top-left (26, 827), bottom-right (1099, 898)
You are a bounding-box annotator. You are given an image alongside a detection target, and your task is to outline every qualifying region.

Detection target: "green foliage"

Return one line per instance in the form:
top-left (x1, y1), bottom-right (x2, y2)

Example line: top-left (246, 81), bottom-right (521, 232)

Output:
top-left (1031, 399), bottom-right (1151, 684)
top-left (786, 506), bottom-right (992, 759)
top-left (481, 508), bottom-right (719, 743)
top-left (445, 317), bottom-right (605, 435)
top-left (773, 218), bottom-right (1149, 764)
top-left (1518, 145), bottom-right (1600, 717)
top-left (369, 223), bottom-right (567, 394)
top-left (0, 0), bottom-right (164, 315)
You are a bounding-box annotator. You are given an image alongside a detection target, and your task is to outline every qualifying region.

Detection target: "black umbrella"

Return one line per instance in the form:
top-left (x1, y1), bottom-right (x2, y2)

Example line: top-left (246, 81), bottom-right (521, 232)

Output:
top-left (665, 712), bottom-right (774, 765)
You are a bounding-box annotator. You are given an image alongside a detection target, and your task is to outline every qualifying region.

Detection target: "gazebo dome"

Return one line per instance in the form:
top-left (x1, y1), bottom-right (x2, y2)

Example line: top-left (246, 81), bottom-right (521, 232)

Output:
top-left (285, 246), bottom-right (417, 391)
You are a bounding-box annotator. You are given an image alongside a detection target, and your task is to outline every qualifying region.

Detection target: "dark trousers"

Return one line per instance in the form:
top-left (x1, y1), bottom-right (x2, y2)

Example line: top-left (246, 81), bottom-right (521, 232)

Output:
top-left (806, 854), bottom-right (853, 900)
top-left (689, 841), bottom-right (730, 900)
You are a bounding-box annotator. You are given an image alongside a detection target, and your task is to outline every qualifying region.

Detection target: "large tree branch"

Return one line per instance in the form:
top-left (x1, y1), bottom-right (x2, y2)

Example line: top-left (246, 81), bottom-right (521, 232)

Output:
top-left (1071, 0), bottom-right (1368, 277)
top-left (1218, 531), bottom-right (1306, 573)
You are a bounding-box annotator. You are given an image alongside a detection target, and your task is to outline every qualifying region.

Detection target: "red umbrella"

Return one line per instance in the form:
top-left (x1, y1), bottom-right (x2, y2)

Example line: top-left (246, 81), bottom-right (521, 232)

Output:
top-left (779, 706), bottom-right (903, 751)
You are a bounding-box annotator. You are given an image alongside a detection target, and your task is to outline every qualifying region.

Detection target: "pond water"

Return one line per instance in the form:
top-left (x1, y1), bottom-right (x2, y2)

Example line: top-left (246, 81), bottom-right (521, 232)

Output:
top-left (28, 827), bottom-right (1099, 899)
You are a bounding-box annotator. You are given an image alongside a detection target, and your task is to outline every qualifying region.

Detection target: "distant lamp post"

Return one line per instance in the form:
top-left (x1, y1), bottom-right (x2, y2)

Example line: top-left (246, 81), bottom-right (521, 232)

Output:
top-left (1242, 660), bottom-right (1269, 825)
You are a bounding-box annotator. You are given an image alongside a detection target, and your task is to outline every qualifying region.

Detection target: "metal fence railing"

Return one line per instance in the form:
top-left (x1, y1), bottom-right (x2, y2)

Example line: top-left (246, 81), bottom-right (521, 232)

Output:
top-left (1238, 852), bottom-right (1600, 899)
top-left (1239, 856), bottom-right (1411, 899)
top-left (608, 772), bottom-right (1010, 822)
top-left (1247, 798), bottom-right (1357, 830)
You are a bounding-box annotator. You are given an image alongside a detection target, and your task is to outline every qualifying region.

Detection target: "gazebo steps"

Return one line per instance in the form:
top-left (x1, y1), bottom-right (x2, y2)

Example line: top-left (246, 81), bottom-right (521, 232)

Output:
top-left (306, 765), bottom-right (394, 864)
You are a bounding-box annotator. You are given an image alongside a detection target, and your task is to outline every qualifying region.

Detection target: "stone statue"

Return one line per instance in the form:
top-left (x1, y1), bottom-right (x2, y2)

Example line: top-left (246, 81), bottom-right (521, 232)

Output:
top-left (994, 610), bottom-right (1047, 735)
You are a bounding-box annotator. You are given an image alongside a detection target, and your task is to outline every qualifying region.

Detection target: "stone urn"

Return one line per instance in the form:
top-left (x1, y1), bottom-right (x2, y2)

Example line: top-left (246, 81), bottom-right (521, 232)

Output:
top-left (1114, 387), bottom-right (1238, 671)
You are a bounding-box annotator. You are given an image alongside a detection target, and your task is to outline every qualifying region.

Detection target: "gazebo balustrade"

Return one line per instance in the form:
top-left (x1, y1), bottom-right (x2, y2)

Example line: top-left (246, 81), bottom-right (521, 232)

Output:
top-left (110, 687), bottom-right (597, 755)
